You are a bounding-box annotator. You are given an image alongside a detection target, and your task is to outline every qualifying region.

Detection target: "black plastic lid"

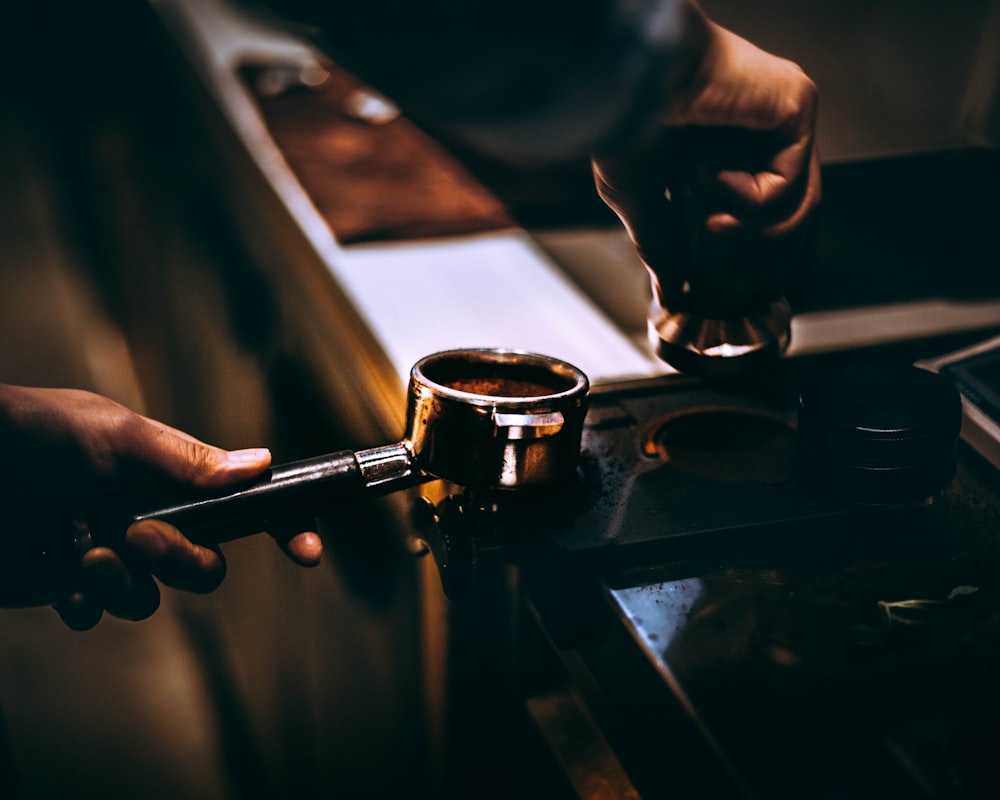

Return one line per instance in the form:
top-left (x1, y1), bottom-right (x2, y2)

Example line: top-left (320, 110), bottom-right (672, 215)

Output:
top-left (797, 362), bottom-right (963, 505)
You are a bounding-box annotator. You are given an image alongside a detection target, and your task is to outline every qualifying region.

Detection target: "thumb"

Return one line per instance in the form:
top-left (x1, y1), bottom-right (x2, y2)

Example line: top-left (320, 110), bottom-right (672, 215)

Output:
top-left (124, 417), bottom-right (272, 489)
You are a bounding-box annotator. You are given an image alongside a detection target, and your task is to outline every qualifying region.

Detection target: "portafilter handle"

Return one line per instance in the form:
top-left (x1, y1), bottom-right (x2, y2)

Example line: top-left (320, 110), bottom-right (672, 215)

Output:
top-left (88, 443), bottom-right (428, 546)
top-left (0, 445), bottom-right (427, 609)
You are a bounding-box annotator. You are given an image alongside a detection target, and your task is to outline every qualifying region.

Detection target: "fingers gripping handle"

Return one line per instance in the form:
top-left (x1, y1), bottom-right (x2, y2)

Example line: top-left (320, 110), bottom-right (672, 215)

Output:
top-left (91, 443), bottom-right (426, 547)
top-left (129, 443), bottom-right (425, 544)
top-left (0, 445), bottom-right (425, 609)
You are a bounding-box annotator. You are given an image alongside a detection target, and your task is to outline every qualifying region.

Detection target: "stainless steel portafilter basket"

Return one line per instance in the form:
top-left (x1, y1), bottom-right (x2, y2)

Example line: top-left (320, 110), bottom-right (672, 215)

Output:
top-left (407, 348), bottom-right (589, 490)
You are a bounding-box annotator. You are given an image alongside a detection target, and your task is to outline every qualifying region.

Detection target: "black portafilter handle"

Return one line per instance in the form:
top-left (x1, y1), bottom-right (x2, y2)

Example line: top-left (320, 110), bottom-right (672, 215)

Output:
top-left (101, 448), bottom-right (410, 544)
top-left (0, 444), bottom-right (428, 608)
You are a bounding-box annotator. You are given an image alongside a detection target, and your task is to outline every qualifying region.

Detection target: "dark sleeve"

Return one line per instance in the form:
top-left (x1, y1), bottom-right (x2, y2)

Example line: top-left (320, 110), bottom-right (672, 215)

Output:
top-left (244, 0), bottom-right (693, 163)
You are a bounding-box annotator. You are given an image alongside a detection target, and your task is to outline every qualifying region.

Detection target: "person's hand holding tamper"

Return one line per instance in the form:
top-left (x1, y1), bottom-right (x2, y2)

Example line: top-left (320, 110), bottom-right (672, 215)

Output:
top-left (592, 6), bottom-right (821, 376)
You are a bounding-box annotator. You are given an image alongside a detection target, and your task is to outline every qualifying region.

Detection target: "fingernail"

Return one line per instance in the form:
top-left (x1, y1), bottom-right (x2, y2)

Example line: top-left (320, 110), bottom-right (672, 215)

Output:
top-left (226, 448), bottom-right (271, 466)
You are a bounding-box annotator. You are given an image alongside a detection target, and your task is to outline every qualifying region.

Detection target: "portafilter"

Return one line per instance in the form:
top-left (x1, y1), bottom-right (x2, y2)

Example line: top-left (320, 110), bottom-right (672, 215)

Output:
top-left (1, 348), bottom-right (589, 607)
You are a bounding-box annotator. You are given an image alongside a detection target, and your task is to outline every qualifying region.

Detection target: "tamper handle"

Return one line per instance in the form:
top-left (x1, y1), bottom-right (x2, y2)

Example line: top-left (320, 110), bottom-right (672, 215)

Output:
top-left (649, 130), bottom-right (794, 377)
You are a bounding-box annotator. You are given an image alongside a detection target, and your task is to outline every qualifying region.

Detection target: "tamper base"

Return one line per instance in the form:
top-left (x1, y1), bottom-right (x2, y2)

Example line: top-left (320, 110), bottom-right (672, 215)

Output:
top-left (649, 296), bottom-right (792, 378)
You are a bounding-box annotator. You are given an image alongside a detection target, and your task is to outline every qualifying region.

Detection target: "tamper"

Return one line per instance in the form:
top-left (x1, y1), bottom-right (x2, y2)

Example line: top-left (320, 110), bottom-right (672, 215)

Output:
top-left (644, 128), bottom-right (795, 379)
top-left (649, 218), bottom-right (791, 379)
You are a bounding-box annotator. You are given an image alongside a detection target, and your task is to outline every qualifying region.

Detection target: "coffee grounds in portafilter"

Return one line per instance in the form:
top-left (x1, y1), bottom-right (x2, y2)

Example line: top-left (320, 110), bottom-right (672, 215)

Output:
top-left (444, 375), bottom-right (560, 398)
